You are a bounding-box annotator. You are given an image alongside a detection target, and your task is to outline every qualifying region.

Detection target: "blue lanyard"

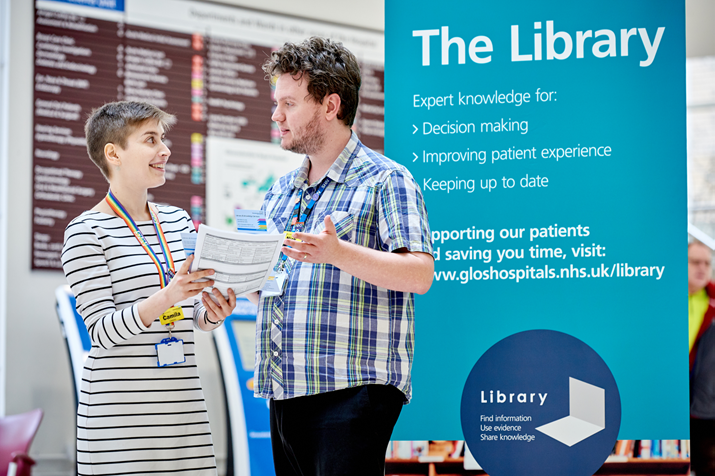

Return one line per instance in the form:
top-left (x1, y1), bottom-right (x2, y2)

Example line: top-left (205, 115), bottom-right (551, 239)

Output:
top-left (289, 178), bottom-right (331, 233)
top-left (275, 178), bottom-right (330, 270)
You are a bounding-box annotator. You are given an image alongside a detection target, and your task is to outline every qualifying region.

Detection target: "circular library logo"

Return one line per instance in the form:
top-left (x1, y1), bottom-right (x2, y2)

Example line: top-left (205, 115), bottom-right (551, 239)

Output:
top-left (461, 330), bottom-right (621, 476)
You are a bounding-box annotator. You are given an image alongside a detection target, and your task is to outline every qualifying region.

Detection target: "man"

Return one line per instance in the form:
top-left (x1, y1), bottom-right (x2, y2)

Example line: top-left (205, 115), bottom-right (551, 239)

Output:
top-left (689, 240), bottom-right (715, 476)
top-left (248, 37), bottom-right (434, 476)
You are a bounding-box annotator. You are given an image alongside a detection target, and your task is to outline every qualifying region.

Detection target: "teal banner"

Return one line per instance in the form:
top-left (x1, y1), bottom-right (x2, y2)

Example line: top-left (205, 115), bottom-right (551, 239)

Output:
top-left (385, 0), bottom-right (686, 440)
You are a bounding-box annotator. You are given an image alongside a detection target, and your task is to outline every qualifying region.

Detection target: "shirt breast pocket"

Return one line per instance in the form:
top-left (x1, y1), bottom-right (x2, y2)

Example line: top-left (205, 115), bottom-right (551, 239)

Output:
top-left (268, 215), bottom-right (289, 234)
top-left (315, 211), bottom-right (355, 243)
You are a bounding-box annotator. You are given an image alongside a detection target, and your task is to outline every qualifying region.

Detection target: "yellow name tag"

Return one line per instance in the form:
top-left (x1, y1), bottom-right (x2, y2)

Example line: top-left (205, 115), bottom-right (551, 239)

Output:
top-left (283, 231), bottom-right (302, 242)
top-left (159, 306), bottom-right (185, 326)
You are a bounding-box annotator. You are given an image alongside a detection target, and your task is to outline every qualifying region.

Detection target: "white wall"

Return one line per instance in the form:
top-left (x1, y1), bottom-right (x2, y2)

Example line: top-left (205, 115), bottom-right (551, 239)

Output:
top-left (0, 0), bottom-right (9, 420)
top-left (686, 0), bottom-right (715, 58)
top-left (7, 0), bottom-right (77, 468)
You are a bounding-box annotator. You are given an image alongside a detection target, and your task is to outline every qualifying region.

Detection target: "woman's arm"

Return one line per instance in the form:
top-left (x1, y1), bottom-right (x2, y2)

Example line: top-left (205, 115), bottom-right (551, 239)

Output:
top-left (62, 219), bottom-right (150, 350)
top-left (62, 219), bottom-right (217, 348)
top-left (136, 254), bottom-right (216, 327)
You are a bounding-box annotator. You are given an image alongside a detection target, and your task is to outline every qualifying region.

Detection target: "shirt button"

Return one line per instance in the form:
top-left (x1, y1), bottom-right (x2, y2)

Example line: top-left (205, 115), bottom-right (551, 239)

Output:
top-left (273, 351), bottom-right (279, 357)
top-left (274, 319), bottom-right (279, 325)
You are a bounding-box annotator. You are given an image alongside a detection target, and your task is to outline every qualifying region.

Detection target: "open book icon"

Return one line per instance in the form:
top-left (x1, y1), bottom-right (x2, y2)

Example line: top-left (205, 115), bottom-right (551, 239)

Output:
top-left (535, 377), bottom-right (605, 447)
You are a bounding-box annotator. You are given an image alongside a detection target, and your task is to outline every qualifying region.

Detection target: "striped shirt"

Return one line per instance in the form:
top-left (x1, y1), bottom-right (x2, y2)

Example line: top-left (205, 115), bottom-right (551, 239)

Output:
top-left (61, 205), bottom-right (217, 476)
top-left (255, 132), bottom-right (432, 402)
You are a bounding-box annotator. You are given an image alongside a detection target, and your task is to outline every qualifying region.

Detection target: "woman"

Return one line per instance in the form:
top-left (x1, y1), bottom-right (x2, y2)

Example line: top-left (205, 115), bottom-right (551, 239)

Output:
top-left (61, 101), bottom-right (235, 474)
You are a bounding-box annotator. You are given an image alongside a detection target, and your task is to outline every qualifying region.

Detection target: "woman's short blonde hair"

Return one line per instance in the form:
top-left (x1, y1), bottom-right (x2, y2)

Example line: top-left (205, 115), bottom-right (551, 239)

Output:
top-left (84, 101), bottom-right (176, 180)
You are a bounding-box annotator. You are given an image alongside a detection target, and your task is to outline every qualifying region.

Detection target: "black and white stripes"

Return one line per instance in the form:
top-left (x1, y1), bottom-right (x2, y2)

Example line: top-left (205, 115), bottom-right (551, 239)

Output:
top-left (62, 206), bottom-right (217, 476)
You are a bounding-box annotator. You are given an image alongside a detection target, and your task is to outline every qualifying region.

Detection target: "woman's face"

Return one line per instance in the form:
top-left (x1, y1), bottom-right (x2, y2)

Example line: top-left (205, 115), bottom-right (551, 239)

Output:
top-left (111, 118), bottom-right (170, 190)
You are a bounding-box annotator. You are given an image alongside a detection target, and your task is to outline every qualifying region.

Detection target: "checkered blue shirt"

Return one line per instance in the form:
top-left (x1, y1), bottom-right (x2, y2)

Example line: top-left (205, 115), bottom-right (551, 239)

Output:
top-left (255, 132), bottom-right (432, 402)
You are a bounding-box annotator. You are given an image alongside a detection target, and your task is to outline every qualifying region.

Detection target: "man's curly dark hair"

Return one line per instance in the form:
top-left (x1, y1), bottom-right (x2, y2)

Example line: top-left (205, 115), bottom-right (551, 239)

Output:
top-left (262, 37), bottom-right (361, 127)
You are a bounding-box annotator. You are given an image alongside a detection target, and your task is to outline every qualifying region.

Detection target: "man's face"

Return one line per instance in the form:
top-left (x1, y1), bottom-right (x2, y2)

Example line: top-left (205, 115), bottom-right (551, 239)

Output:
top-left (271, 74), bottom-right (325, 156)
top-left (689, 243), bottom-right (712, 293)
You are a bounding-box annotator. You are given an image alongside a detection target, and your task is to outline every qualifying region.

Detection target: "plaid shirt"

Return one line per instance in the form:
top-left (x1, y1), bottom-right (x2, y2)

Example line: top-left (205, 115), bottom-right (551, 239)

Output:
top-left (255, 132), bottom-right (432, 402)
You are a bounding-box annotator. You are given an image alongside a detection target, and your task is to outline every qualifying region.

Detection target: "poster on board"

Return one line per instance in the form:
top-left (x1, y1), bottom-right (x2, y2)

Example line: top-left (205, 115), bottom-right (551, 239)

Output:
top-left (385, 0), bottom-right (687, 466)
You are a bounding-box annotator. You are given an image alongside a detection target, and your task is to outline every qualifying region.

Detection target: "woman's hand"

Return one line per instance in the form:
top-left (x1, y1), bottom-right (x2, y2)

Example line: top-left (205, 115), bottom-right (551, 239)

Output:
top-left (201, 288), bottom-right (237, 329)
top-left (163, 254), bottom-right (215, 304)
top-left (137, 254), bottom-right (215, 327)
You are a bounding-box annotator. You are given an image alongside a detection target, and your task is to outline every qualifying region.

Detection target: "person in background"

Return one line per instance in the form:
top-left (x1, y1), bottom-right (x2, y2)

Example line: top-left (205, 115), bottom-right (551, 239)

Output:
top-left (689, 240), bottom-right (715, 476)
top-left (246, 37), bottom-right (434, 476)
top-left (61, 101), bottom-right (235, 475)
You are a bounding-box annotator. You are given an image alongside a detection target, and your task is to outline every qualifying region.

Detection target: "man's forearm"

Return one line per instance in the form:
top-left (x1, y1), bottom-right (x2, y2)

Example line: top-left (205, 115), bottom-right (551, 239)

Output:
top-left (330, 242), bottom-right (433, 294)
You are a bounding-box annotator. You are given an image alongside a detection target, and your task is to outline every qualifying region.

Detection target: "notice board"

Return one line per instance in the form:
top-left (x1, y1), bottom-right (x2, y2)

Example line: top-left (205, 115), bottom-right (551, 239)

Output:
top-left (31, 0), bottom-right (384, 270)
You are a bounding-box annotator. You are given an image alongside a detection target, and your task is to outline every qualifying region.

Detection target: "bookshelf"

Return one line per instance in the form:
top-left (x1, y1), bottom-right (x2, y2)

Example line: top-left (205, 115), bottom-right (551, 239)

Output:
top-left (385, 441), bottom-right (691, 476)
top-left (597, 458), bottom-right (690, 475)
top-left (385, 457), bottom-right (467, 476)
top-left (385, 457), bottom-right (690, 476)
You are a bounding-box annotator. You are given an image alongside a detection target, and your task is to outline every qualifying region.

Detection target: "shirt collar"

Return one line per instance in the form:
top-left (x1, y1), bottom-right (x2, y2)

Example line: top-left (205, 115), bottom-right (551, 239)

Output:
top-left (292, 131), bottom-right (360, 190)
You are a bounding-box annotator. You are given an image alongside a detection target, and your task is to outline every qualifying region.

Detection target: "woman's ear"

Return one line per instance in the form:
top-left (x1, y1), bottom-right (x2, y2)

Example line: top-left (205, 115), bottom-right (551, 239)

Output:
top-left (104, 142), bottom-right (120, 167)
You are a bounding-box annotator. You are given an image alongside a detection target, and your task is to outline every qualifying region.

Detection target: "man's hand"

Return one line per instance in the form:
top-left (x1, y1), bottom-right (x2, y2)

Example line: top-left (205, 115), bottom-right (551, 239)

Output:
top-left (280, 215), bottom-right (434, 294)
top-left (282, 215), bottom-right (342, 266)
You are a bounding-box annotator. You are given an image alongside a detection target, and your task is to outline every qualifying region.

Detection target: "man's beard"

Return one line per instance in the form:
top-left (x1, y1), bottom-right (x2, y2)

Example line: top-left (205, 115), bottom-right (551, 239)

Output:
top-left (282, 109), bottom-right (324, 156)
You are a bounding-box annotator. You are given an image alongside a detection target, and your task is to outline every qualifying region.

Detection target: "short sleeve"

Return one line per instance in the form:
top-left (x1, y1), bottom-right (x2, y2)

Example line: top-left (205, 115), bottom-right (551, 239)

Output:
top-left (377, 169), bottom-right (433, 255)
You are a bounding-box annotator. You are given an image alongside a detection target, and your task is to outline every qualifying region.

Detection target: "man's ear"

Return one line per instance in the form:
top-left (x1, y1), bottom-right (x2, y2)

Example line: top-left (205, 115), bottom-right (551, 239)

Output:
top-left (324, 93), bottom-right (342, 122)
top-left (104, 143), bottom-right (120, 166)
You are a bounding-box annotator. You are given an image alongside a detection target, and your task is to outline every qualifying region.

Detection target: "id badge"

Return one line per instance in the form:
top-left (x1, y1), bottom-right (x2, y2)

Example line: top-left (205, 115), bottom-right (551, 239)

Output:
top-left (156, 337), bottom-right (185, 367)
top-left (283, 231), bottom-right (302, 242)
top-left (159, 305), bottom-right (185, 326)
top-left (261, 270), bottom-right (288, 297)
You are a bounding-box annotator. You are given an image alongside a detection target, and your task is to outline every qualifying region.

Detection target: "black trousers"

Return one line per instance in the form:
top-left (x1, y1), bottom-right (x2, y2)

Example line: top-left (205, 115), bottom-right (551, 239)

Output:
top-left (269, 385), bottom-right (405, 476)
top-left (692, 417), bottom-right (715, 476)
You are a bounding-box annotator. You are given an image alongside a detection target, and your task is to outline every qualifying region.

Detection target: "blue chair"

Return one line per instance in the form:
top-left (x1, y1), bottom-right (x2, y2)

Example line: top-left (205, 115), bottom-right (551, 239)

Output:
top-left (55, 285), bottom-right (91, 405)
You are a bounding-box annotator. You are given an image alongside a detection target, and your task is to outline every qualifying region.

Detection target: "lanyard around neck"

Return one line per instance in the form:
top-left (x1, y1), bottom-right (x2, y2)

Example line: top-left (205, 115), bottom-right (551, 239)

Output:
top-left (288, 178), bottom-right (331, 233)
top-left (105, 189), bottom-right (175, 288)
top-left (274, 178), bottom-right (331, 272)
